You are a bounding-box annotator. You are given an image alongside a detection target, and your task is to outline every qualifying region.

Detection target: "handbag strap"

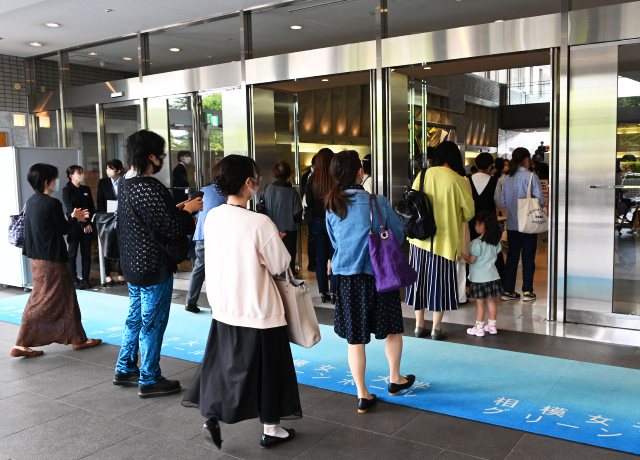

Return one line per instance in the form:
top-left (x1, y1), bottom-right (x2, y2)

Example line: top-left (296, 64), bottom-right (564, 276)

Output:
top-left (369, 194), bottom-right (385, 234)
top-left (527, 173), bottom-right (534, 199)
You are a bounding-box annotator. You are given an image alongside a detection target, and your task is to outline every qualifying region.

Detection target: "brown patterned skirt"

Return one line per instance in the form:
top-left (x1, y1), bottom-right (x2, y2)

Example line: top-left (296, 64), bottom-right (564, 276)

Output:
top-left (15, 259), bottom-right (87, 347)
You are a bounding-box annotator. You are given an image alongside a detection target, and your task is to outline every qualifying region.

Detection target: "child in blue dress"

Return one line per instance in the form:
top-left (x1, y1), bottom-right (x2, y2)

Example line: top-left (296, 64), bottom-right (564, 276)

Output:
top-left (461, 211), bottom-right (503, 337)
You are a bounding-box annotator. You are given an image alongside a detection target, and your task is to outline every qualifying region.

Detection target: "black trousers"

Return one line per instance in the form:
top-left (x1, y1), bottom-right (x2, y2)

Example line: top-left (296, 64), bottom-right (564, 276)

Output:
top-left (282, 230), bottom-right (297, 272)
top-left (67, 227), bottom-right (92, 281)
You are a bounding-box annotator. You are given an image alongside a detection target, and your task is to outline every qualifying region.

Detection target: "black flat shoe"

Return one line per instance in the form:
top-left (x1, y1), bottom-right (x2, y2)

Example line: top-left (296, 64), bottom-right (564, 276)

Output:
top-left (321, 293), bottom-right (331, 303)
top-left (105, 279), bottom-right (116, 287)
top-left (185, 304), bottom-right (201, 313)
top-left (202, 418), bottom-right (222, 449)
top-left (113, 370), bottom-right (140, 387)
top-left (81, 281), bottom-right (92, 290)
top-left (414, 326), bottom-right (429, 338)
top-left (431, 328), bottom-right (448, 340)
top-left (357, 394), bottom-right (377, 413)
top-left (388, 374), bottom-right (416, 396)
top-left (138, 378), bottom-right (181, 399)
top-left (260, 428), bottom-right (296, 448)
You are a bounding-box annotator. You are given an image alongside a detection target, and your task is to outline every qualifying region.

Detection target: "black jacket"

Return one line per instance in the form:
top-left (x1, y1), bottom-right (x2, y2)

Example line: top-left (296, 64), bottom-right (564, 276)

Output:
top-left (62, 183), bottom-right (95, 229)
top-left (97, 177), bottom-right (119, 213)
top-left (172, 163), bottom-right (189, 188)
top-left (23, 193), bottom-right (78, 263)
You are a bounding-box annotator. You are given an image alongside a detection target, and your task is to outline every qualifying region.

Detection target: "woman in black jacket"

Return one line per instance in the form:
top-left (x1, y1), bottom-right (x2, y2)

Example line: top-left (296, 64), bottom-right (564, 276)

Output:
top-left (10, 163), bottom-right (101, 357)
top-left (62, 165), bottom-right (96, 289)
top-left (97, 159), bottom-right (125, 285)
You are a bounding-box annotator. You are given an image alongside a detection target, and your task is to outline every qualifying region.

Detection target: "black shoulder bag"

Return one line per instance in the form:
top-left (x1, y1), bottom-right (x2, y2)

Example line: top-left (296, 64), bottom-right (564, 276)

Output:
top-left (395, 169), bottom-right (437, 241)
top-left (122, 179), bottom-right (190, 266)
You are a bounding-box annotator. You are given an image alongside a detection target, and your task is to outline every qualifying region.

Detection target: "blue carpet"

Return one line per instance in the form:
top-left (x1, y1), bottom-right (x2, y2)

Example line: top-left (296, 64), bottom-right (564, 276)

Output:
top-left (1, 290), bottom-right (639, 455)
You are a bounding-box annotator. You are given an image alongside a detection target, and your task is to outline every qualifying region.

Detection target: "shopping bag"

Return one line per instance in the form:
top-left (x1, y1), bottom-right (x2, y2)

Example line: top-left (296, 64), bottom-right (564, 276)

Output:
top-left (8, 205), bottom-right (26, 248)
top-left (94, 212), bottom-right (120, 260)
top-left (275, 269), bottom-right (321, 348)
top-left (518, 173), bottom-right (548, 234)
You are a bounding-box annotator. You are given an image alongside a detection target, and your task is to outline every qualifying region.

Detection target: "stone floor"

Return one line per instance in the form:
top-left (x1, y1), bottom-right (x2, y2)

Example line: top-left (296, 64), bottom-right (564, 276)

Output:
top-left (0, 286), bottom-right (639, 460)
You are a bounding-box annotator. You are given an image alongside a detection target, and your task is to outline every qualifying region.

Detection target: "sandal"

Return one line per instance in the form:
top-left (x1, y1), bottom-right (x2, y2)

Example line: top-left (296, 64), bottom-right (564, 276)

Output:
top-left (72, 338), bottom-right (102, 350)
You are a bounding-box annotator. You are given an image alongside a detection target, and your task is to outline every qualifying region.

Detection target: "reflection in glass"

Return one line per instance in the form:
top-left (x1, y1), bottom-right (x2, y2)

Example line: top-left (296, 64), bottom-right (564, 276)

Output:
top-left (200, 92), bottom-right (224, 187)
top-left (613, 43), bottom-right (640, 316)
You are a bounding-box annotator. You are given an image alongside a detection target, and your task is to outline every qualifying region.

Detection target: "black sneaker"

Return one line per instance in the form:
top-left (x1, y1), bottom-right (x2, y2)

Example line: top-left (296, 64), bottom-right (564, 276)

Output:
top-left (138, 378), bottom-right (181, 399)
top-left (501, 292), bottom-right (521, 301)
top-left (74, 279), bottom-right (82, 289)
top-left (81, 280), bottom-right (92, 290)
top-left (185, 304), bottom-right (201, 313)
top-left (260, 428), bottom-right (296, 448)
top-left (113, 370), bottom-right (140, 387)
top-left (523, 291), bottom-right (537, 302)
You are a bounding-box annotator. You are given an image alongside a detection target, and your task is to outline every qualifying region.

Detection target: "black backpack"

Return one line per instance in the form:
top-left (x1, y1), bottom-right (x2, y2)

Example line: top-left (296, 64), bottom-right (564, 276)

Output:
top-left (395, 170), bottom-right (436, 240)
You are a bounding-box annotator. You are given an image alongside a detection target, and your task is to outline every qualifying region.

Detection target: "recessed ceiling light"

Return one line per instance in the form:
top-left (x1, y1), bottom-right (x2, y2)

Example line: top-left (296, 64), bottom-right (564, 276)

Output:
top-left (45, 23), bottom-right (60, 28)
top-left (322, 79), bottom-right (329, 82)
top-left (88, 52), bottom-right (97, 56)
top-left (290, 25), bottom-right (303, 30)
top-left (122, 57), bottom-right (132, 61)
top-left (390, 69), bottom-right (395, 72)
top-left (205, 55), bottom-right (212, 58)
top-left (169, 48), bottom-right (180, 52)
top-left (424, 66), bottom-right (432, 70)
top-left (29, 42), bottom-right (43, 47)
top-left (105, 9), bottom-right (113, 12)
top-left (495, 19), bottom-right (504, 23)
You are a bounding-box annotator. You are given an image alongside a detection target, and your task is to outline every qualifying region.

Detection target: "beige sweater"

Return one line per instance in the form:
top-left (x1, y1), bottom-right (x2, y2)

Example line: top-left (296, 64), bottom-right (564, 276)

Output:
top-left (204, 204), bottom-right (291, 329)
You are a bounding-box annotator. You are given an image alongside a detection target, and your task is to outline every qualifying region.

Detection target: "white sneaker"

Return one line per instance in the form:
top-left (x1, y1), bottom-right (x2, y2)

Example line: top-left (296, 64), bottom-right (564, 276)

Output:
top-left (466, 325), bottom-right (485, 337)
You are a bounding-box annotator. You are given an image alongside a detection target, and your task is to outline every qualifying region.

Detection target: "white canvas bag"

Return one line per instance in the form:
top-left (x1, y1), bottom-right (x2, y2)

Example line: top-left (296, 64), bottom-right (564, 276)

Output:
top-left (518, 173), bottom-right (548, 234)
top-left (275, 269), bottom-right (321, 348)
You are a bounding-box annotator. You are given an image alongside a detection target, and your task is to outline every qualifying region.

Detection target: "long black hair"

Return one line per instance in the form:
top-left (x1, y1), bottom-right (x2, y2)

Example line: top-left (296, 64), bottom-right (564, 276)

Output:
top-left (509, 147), bottom-right (531, 177)
top-left (476, 211), bottom-right (501, 246)
top-left (433, 141), bottom-right (466, 177)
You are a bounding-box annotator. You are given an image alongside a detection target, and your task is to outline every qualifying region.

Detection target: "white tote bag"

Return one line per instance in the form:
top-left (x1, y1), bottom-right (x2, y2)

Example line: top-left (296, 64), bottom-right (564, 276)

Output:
top-left (275, 269), bottom-right (321, 348)
top-left (518, 173), bottom-right (548, 234)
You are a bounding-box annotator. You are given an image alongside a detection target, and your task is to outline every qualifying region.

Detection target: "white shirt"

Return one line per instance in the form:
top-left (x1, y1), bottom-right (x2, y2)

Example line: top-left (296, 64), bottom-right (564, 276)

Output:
top-left (362, 175), bottom-right (373, 194)
top-left (471, 172), bottom-right (503, 210)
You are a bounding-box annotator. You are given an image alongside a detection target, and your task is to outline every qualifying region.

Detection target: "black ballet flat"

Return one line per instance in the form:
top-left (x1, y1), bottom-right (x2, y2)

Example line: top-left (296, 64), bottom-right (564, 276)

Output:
top-left (202, 418), bottom-right (222, 450)
top-left (321, 293), bottom-right (331, 303)
top-left (388, 375), bottom-right (416, 396)
top-left (357, 394), bottom-right (377, 413)
top-left (260, 428), bottom-right (296, 448)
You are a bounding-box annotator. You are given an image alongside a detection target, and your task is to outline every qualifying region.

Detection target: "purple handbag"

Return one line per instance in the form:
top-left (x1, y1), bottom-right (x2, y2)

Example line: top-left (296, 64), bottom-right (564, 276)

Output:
top-left (368, 194), bottom-right (418, 293)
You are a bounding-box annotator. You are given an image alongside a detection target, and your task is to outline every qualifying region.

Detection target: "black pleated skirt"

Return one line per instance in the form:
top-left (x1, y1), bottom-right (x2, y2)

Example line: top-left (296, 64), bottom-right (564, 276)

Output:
top-left (182, 319), bottom-right (302, 425)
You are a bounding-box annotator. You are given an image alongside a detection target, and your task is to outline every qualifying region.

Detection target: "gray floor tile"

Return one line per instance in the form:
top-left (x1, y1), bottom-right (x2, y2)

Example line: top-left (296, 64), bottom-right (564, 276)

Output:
top-left (394, 412), bottom-right (525, 460)
top-left (83, 429), bottom-right (225, 460)
top-left (0, 321), bottom-right (19, 333)
top-left (504, 433), bottom-right (639, 460)
top-left (0, 382), bottom-right (24, 401)
top-left (192, 414), bottom-right (340, 460)
top-left (61, 342), bottom-right (122, 367)
top-left (435, 450), bottom-right (490, 460)
top-left (298, 384), bottom-right (335, 411)
top-left (0, 392), bottom-right (76, 438)
top-left (159, 355), bottom-right (200, 378)
top-left (0, 409), bottom-right (142, 460)
top-left (58, 380), bottom-right (155, 419)
top-left (305, 392), bottom-right (422, 436)
top-left (0, 353), bottom-right (76, 383)
top-left (10, 360), bottom-right (114, 398)
top-left (116, 392), bottom-right (207, 441)
top-left (292, 425), bottom-right (441, 460)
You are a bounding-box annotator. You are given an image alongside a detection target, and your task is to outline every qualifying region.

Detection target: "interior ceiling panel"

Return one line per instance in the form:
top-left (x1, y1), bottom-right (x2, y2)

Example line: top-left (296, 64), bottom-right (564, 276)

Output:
top-left (259, 71), bottom-right (370, 92)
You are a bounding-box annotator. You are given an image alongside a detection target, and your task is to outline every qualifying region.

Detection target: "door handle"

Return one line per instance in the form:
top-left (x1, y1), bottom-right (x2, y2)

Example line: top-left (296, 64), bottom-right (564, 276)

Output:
top-left (590, 185), bottom-right (640, 189)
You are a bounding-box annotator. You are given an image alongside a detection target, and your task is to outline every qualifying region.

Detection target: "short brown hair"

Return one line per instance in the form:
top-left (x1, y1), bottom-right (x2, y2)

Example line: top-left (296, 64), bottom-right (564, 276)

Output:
top-left (272, 160), bottom-right (292, 182)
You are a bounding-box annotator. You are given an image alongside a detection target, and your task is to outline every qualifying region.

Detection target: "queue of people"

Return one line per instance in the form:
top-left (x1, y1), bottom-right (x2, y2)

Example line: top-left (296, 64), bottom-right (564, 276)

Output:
top-left (7, 129), bottom-right (548, 450)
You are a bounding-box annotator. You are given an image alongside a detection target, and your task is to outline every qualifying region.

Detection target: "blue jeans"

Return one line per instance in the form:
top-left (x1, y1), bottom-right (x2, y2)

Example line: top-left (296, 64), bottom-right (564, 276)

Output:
top-left (115, 276), bottom-right (173, 385)
top-left (310, 218), bottom-right (336, 294)
top-left (503, 231), bottom-right (538, 294)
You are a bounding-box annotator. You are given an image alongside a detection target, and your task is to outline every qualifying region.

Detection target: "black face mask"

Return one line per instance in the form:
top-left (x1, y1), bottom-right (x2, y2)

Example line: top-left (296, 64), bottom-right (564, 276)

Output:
top-left (151, 158), bottom-right (163, 174)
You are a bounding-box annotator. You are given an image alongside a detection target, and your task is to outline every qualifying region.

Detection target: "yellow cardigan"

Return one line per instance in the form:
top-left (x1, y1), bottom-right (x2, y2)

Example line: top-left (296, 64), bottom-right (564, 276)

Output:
top-left (408, 167), bottom-right (475, 261)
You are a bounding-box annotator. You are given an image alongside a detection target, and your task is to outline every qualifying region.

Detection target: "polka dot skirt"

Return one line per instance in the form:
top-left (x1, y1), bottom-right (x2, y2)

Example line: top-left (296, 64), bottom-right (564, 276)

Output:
top-left (333, 274), bottom-right (405, 345)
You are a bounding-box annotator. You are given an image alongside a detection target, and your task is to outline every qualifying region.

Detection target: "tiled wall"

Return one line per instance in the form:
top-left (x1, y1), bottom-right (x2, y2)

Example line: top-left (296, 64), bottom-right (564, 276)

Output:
top-left (0, 54), bottom-right (27, 112)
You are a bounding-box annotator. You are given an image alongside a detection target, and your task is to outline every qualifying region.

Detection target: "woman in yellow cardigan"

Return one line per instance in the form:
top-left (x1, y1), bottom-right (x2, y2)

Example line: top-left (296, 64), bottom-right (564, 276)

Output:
top-left (406, 142), bottom-right (475, 340)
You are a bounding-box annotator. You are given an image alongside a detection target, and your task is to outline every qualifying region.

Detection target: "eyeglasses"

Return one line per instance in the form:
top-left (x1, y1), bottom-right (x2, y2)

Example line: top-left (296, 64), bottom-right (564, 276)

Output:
top-left (250, 175), bottom-right (263, 184)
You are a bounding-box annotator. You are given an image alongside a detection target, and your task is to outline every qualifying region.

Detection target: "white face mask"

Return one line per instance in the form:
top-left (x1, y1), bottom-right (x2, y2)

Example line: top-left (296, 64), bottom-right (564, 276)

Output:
top-left (51, 180), bottom-right (59, 192)
top-left (310, 166), bottom-right (314, 173)
top-left (250, 185), bottom-right (259, 200)
top-left (75, 174), bottom-right (85, 183)
top-left (106, 169), bottom-right (116, 178)
top-left (183, 157), bottom-right (192, 165)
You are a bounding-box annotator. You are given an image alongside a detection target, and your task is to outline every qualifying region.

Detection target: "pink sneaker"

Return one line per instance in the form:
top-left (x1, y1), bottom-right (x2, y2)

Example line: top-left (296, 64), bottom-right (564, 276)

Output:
top-left (484, 325), bottom-right (498, 335)
top-left (466, 325), bottom-right (485, 337)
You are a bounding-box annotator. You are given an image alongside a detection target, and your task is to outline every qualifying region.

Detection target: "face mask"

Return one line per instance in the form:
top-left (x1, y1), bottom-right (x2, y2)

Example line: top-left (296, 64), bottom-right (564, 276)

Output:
top-left (310, 166), bottom-right (314, 173)
top-left (183, 157), bottom-right (192, 165)
top-left (250, 185), bottom-right (259, 200)
top-left (52, 180), bottom-right (59, 192)
top-left (106, 169), bottom-right (115, 178)
top-left (152, 158), bottom-right (163, 174)
top-left (76, 174), bottom-right (85, 183)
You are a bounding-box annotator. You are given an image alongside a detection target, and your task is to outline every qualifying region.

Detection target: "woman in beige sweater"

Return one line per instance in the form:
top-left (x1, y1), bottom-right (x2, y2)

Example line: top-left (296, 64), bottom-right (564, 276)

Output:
top-left (182, 155), bottom-right (301, 450)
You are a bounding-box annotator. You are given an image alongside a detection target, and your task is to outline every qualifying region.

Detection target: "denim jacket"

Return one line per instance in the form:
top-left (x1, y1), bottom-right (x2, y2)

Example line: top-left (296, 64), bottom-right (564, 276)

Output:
top-left (327, 190), bottom-right (404, 276)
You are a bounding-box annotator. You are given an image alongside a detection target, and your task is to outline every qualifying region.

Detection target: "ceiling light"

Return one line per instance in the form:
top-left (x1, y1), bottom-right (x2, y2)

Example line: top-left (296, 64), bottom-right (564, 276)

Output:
top-left (390, 69), bottom-right (395, 72)
top-left (495, 19), bottom-right (504, 23)
top-left (322, 79), bottom-right (329, 82)
top-left (38, 116), bottom-right (50, 128)
top-left (45, 23), bottom-right (60, 28)
top-left (13, 114), bottom-right (26, 127)
top-left (105, 9), bottom-right (113, 12)
top-left (424, 66), bottom-right (431, 70)
top-left (122, 57), bottom-right (132, 61)
top-left (169, 48), bottom-right (180, 52)
top-left (88, 52), bottom-right (97, 56)
top-left (29, 42), bottom-right (43, 47)
top-left (290, 25), bottom-right (303, 30)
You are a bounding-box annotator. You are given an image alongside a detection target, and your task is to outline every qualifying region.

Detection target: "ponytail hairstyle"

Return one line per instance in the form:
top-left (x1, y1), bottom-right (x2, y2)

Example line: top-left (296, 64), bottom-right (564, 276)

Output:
top-left (66, 165), bottom-right (83, 184)
top-left (508, 147), bottom-right (531, 177)
top-left (325, 150), bottom-right (362, 220)
top-left (310, 148), bottom-right (335, 199)
top-left (476, 211), bottom-right (502, 246)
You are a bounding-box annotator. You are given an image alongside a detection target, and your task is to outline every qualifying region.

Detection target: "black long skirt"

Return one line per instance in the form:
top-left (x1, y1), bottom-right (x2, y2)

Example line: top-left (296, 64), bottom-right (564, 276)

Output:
top-left (182, 319), bottom-right (302, 425)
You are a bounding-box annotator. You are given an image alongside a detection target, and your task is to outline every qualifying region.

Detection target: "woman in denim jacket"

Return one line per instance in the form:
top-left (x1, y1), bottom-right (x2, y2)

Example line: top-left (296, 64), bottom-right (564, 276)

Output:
top-left (326, 151), bottom-right (415, 414)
